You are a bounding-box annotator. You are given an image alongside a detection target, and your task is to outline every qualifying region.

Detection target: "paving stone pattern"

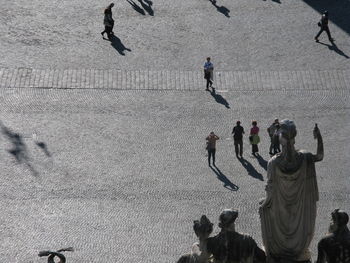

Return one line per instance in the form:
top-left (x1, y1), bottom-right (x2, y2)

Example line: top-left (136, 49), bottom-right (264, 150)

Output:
top-left (0, 84), bottom-right (349, 262)
top-left (0, 68), bottom-right (349, 91)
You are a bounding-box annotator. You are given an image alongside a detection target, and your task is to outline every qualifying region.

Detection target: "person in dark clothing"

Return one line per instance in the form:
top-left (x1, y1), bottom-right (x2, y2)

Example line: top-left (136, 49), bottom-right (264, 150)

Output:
top-left (101, 3), bottom-right (115, 39)
top-left (232, 121), bottom-right (245, 158)
top-left (273, 122), bottom-right (281, 154)
top-left (315, 11), bottom-right (334, 43)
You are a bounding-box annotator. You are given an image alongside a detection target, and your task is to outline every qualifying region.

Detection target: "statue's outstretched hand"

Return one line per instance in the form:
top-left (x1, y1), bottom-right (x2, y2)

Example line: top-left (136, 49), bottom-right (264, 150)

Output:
top-left (313, 123), bottom-right (321, 139)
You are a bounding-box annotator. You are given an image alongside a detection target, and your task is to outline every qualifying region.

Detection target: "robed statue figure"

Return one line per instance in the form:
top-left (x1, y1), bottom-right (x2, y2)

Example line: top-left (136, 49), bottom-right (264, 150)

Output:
top-left (259, 120), bottom-right (324, 262)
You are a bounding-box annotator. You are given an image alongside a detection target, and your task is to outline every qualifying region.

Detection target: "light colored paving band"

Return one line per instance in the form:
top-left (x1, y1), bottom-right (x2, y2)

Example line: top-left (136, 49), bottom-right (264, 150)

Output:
top-left (0, 68), bottom-right (349, 91)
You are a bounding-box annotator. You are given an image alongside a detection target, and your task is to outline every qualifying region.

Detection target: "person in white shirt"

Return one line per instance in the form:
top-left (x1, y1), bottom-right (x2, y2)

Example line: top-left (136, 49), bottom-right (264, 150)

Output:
top-left (204, 57), bottom-right (214, 90)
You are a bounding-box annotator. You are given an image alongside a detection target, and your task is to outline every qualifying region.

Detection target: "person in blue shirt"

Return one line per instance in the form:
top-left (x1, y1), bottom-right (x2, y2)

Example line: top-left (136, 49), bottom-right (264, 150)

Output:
top-left (204, 57), bottom-right (214, 90)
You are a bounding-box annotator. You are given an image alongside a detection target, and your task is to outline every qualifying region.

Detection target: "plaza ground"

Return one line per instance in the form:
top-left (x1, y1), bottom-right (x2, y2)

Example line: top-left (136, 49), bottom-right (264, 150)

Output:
top-left (0, 0), bottom-right (349, 262)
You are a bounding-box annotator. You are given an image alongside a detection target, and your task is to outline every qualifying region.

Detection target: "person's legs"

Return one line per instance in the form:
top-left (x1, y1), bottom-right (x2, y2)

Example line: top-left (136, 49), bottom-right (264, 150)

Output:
top-left (212, 149), bottom-right (216, 165)
top-left (252, 144), bottom-right (258, 155)
top-left (101, 26), bottom-right (108, 36)
top-left (315, 28), bottom-right (324, 41)
top-left (208, 149), bottom-right (212, 165)
top-left (325, 27), bottom-right (333, 41)
top-left (234, 141), bottom-right (239, 157)
top-left (239, 140), bottom-right (243, 157)
top-left (206, 78), bottom-right (210, 89)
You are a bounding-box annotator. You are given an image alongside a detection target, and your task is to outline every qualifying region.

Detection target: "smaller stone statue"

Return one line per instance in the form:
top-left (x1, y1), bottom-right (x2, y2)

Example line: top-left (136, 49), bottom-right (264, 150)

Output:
top-left (206, 209), bottom-right (266, 263)
top-left (177, 215), bottom-right (213, 263)
top-left (38, 247), bottom-right (74, 263)
top-left (316, 209), bottom-right (350, 263)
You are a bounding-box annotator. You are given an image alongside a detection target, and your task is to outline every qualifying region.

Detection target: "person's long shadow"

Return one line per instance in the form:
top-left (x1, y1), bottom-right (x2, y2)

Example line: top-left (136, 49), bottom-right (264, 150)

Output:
top-left (127, 0), bottom-right (146, 15)
top-left (317, 41), bottom-right (349, 59)
top-left (210, 165), bottom-right (239, 191)
top-left (256, 154), bottom-right (268, 171)
top-left (209, 0), bottom-right (230, 17)
top-left (209, 89), bottom-right (230, 109)
top-left (138, 0), bottom-right (154, 16)
top-left (106, 35), bottom-right (132, 56)
top-left (238, 157), bottom-right (264, 181)
top-left (0, 121), bottom-right (38, 176)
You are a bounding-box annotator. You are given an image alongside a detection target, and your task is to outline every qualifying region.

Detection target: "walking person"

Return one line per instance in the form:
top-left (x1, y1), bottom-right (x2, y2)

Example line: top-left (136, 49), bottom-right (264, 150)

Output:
top-left (206, 132), bottom-right (219, 166)
top-left (101, 3), bottom-right (115, 39)
top-left (315, 11), bottom-right (334, 43)
top-left (204, 57), bottom-right (214, 91)
top-left (232, 121), bottom-right (244, 158)
top-left (249, 121), bottom-right (260, 156)
top-left (267, 118), bottom-right (279, 155)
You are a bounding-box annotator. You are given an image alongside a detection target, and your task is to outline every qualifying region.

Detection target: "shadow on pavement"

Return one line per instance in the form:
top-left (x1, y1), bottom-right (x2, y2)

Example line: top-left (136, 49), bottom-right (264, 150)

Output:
top-left (0, 121), bottom-right (38, 176)
top-left (317, 41), bottom-right (349, 59)
top-left (209, 0), bottom-right (230, 17)
top-left (210, 165), bottom-right (239, 191)
top-left (303, 0), bottom-right (350, 36)
top-left (106, 35), bottom-right (132, 56)
top-left (138, 0), bottom-right (154, 16)
top-left (127, 0), bottom-right (146, 15)
top-left (36, 141), bottom-right (52, 157)
top-left (238, 157), bottom-right (264, 181)
top-left (256, 154), bottom-right (268, 171)
top-left (210, 89), bottom-right (230, 109)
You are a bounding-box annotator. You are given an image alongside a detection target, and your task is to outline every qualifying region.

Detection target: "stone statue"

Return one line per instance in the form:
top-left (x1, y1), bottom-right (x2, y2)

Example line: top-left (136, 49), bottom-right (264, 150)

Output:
top-left (177, 215), bottom-right (213, 263)
top-left (38, 247), bottom-right (74, 263)
top-left (316, 209), bottom-right (350, 263)
top-left (206, 209), bottom-right (266, 263)
top-left (259, 120), bottom-right (324, 262)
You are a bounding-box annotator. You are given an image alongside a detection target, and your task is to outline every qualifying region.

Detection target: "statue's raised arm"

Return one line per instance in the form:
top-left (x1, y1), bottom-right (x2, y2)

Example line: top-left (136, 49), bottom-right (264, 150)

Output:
top-left (312, 123), bottom-right (324, 162)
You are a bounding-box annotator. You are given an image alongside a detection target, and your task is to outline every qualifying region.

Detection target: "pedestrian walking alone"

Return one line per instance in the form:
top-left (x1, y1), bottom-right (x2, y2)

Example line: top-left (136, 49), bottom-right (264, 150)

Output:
top-left (101, 3), bottom-right (115, 39)
top-left (204, 57), bottom-right (214, 91)
top-left (267, 118), bottom-right (279, 155)
top-left (249, 121), bottom-right (260, 156)
top-left (206, 132), bottom-right (219, 166)
top-left (232, 121), bottom-right (244, 158)
top-left (315, 11), bottom-right (334, 43)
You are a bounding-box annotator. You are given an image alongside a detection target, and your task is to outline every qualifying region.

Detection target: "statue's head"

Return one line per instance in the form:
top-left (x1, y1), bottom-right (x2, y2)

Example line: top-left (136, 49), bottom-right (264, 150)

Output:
top-left (329, 209), bottom-right (349, 233)
top-left (193, 215), bottom-right (213, 238)
top-left (218, 209), bottom-right (238, 229)
top-left (278, 119), bottom-right (297, 146)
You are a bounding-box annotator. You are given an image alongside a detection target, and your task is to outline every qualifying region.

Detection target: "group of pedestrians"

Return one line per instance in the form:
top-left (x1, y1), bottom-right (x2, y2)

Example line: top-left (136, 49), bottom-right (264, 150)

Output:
top-left (206, 119), bottom-right (282, 166)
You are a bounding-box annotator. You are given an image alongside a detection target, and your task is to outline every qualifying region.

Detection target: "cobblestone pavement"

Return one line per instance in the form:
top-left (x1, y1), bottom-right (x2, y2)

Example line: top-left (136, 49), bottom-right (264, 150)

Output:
top-left (0, 78), bottom-right (349, 261)
top-left (0, 0), bottom-right (349, 70)
top-left (0, 0), bottom-right (349, 262)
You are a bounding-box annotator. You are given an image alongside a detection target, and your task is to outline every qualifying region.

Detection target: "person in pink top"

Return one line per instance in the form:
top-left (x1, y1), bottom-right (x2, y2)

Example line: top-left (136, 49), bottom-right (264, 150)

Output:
top-left (249, 121), bottom-right (260, 156)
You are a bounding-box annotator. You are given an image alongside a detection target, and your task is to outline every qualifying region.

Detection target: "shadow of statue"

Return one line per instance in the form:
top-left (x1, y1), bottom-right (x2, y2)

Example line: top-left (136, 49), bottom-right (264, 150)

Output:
top-left (210, 89), bottom-right (230, 109)
top-left (256, 154), bottom-right (268, 171)
top-left (238, 157), bottom-right (264, 181)
top-left (107, 35), bottom-right (132, 56)
top-left (0, 121), bottom-right (38, 176)
top-left (209, 0), bottom-right (230, 17)
top-left (317, 41), bottom-right (349, 59)
top-left (127, 0), bottom-right (145, 15)
top-left (271, 0), bottom-right (281, 4)
top-left (210, 165), bottom-right (239, 191)
top-left (138, 0), bottom-right (154, 16)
